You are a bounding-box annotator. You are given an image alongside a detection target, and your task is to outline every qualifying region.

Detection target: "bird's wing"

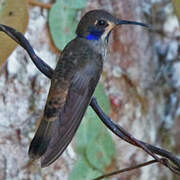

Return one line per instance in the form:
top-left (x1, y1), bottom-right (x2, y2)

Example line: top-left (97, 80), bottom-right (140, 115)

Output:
top-left (28, 75), bottom-right (70, 160)
top-left (40, 64), bottom-right (101, 167)
top-left (28, 59), bottom-right (102, 167)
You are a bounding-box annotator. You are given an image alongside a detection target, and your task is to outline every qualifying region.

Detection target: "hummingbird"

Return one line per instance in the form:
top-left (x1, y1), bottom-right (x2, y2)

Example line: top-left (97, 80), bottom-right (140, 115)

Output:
top-left (28, 9), bottom-right (148, 167)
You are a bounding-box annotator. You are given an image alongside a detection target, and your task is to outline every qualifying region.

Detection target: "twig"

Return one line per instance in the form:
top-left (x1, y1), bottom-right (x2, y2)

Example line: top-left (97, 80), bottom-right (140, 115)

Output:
top-left (90, 97), bottom-right (180, 174)
top-left (93, 159), bottom-right (159, 180)
top-left (0, 24), bottom-right (180, 176)
top-left (27, 0), bottom-right (52, 9)
top-left (0, 24), bottom-right (53, 78)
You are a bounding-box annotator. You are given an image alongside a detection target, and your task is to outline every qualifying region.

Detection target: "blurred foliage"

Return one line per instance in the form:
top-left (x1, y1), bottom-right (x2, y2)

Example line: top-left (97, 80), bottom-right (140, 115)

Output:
top-left (69, 83), bottom-right (116, 180)
top-left (172, 0), bottom-right (180, 23)
top-left (0, 0), bottom-right (28, 66)
top-left (48, 0), bottom-right (87, 50)
top-left (56, 0), bottom-right (87, 9)
top-left (69, 157), bottom-right (102, 180)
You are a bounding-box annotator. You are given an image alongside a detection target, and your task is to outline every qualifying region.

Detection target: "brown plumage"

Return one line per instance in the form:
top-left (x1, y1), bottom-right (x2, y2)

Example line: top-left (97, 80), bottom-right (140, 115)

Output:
top-left (29, 37), bottom-right (104, 167)
top-left (28, 9), bottom-right (148, 167)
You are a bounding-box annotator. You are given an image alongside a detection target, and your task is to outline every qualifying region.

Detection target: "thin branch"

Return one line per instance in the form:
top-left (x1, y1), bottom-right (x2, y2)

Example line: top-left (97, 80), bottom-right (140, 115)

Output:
top-left (94, 158), bottom-right (180, 179)
top-left (27, 0), bottom-right (52, 9)
top-left (90, 97), bottom-right (180, 174)
top-left (93, 159), bottom-right (159, 180)
top-left (0, 24), bottom-right (53, 78)
top-left (0, 24), bottom-right (180, 175)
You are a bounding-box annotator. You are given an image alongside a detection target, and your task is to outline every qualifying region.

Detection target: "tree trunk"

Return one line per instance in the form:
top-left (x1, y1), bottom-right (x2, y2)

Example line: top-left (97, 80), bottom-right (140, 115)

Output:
top-left (0, 0), bottom-right (179, 179)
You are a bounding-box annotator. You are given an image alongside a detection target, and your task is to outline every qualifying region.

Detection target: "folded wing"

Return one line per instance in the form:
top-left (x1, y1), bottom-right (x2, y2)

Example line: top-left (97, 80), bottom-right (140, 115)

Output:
top-left (29, 60), bottom-right (102, 167)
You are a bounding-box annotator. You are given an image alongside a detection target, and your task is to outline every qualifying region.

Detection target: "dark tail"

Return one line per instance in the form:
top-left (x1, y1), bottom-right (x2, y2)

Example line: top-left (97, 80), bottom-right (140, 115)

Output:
top-left (28, 119), bottom-right (52, 160)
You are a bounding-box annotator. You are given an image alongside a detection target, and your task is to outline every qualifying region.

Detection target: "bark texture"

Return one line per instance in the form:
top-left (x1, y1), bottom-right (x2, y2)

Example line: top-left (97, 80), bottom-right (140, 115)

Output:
top-left (0, 0), bottom-right (179, 179)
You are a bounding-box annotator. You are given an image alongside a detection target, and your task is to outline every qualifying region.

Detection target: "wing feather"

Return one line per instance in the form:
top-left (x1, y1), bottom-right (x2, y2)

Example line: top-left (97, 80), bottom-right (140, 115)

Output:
top-left (28, 38), bottom-right (103, 167)
top-left (28, 78), bottom-right (69, 159)
top-left (41, 66), bottom-right (99, 167)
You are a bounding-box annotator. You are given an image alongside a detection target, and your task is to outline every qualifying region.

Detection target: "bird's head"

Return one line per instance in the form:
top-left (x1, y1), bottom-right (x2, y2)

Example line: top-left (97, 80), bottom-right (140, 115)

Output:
top-left (76, 9), bottom-right (149, 42)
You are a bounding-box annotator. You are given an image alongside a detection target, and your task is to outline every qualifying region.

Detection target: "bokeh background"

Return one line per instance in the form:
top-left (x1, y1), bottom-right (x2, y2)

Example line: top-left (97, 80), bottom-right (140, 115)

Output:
top-left (0, 0), bottom-right (180, 179)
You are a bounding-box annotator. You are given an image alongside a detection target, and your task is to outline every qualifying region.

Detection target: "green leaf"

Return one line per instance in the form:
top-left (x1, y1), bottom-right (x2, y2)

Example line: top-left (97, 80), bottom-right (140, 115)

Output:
top-left (71, 83), bottom-right (116, 178)
top-left (56, 0), bottom-right (87, 9)
top-left (86, 129), bottom-right (116, 172)
top-left (68, 157), bottom-right (103, 180)
top-left (75, 83), bottom-right (110, 154)
top-left (75, 107), bottom-right (102, 154)
top-left (94, 83), bottom-right (110, 113)
top-left (48, 2), bottom-right (77, 50)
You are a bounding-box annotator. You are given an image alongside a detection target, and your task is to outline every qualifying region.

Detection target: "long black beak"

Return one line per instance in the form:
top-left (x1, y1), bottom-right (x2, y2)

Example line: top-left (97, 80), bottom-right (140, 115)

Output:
top-left (116, 19), bottom-right (149, 28)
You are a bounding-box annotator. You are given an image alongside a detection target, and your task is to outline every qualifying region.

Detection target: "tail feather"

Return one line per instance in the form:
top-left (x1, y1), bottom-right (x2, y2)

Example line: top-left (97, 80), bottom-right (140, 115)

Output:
top-left (28, 119), bottom-right (52, 160)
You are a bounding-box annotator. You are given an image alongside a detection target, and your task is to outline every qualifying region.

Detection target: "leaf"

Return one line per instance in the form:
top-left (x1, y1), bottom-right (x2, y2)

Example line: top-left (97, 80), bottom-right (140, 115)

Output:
top-left (86, 129), bottom-right (116, 172)
top-left (75, 107), bottom-right (102, 154)
top-left (75, 83), bottom-right (110, 154)
top-left (56, 0), bottom-right (87, 9)
top-left (172, 0), bottom-right (180, 22)
top-left (48, 2), bottom-right (77, 50)
top-left (71, 83), bottom-right (116, 178)
top-left (0, 0), bottom-right (28, 66)
top-left (68, 157), bottom-right (103, 180)
top-left (94, 83), bottom-right (110, 113)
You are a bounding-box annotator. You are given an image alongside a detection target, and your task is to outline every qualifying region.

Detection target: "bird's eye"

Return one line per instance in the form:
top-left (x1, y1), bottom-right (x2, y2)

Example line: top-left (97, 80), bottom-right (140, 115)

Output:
top-left (97, 19), bottom-right (107, 26)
